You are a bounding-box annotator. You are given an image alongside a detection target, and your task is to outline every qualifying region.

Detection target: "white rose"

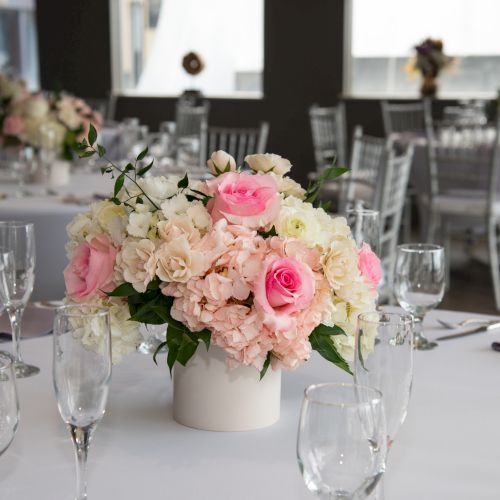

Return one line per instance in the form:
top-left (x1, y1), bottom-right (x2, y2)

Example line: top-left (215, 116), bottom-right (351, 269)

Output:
top-left (156, 236), bottom-right (205, 283)
top-left (207, 150), bottom-right (237, 175)
top-left (245, 153), bottom-right (291, 175)
top-left (23, 95), bottom-right (50, 119)
top-left (321, 236), bottom-right (360, 292)
top-left (268, 172), bottom-right (306, 199)
top-left (127, 211), bottom-right (153, 238)
top-left (118, 239), bottom-right (158, 293)
top-left (161, 193), bottom-right (191, 219)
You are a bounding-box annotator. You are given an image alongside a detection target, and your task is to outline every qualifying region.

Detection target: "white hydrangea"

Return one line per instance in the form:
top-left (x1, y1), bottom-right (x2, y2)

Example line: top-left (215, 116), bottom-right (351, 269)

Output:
top-left (127, 211), bottom-right (153, 238)
top-left (161, 193), bottom-right (191, 219)
top-left (138, 175), bottom-right (180, 206)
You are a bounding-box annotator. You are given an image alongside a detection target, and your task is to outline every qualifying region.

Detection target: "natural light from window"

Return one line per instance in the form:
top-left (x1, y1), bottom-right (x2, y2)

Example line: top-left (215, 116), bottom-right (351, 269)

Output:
top-left (111, 0), bottom-right (264, 98)
top-left (348, 0), bottom-right (500, 97)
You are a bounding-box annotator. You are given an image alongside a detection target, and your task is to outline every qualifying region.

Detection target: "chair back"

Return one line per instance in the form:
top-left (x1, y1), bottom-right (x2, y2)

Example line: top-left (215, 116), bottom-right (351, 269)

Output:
top-left (377, 143), bottom-right (414, 291)
top-left (426, 118), bottom-right (500, 213)
top-left (309, 102), bottom-right (347, 170)
top-left (340, 126), bottom-right (386, 212)
top-left (381, 100), bottom-right (432, 136)
top-left (207, 122), bottom-right (269, 166)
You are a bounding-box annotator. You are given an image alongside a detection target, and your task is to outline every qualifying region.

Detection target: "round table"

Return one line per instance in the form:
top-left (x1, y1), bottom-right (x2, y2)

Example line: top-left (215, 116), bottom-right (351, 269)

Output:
top-left (1, 308), bottom-right (499, 500)
top-left (0, 171), bottom-right (113, 301)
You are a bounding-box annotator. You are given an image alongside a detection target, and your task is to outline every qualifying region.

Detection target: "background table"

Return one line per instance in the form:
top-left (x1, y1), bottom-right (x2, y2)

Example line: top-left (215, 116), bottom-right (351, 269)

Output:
top-left (0, 172), bottom-right (113, 301)
top-left (1, 308), bottom-right (499, 499)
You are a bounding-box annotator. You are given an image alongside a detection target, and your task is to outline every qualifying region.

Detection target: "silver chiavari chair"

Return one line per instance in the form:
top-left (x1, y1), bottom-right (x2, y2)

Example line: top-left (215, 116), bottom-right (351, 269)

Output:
top-left (426, 117), bottom-right (500, 308)
top-left (175, 101), bottom-right (210, 138)
top-left (309, 102), bottom-right (347, 171)
top-left (381, 99), bottom-right (432, 136)
top-left (207, 122), bottom-right (269, 166)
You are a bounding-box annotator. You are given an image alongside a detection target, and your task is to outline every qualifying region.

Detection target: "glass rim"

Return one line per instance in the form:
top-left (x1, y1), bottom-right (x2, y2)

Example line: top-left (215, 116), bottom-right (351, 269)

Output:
top-left (357, 311), bottom-right (413, 325)
top-left (397, 243), bottom-right (443, 253)
top-left (0, 221), bottom-right (34, 229)
top-left (55, 304), bottom-right (110, 319)
top-left (304, 382), bottom-right (382, 407)
top-left (0, 351), bottom-right (13, 371)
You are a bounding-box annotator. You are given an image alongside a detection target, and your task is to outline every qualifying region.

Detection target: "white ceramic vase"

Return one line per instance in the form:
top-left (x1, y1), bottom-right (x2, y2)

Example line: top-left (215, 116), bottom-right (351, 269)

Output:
top-left (173, 345), bottom-right (281, 431)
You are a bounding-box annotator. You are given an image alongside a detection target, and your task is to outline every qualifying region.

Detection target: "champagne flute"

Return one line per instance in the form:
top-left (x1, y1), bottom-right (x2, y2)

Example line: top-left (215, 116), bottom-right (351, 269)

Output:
top-left (394, 244), bottom-right (445, 350)
top-left (0, 351), bottom-right (20, 456)
top-left (345, 206), bottom-right (381, 256)
top-left (297, 382), bottom-right (387, 500)
top-left (53, 305), bottom-right (112, 500)
top-left (355, 312), bottom-right (414, 500)
top-left (0, 221), bottom-right (39, 377)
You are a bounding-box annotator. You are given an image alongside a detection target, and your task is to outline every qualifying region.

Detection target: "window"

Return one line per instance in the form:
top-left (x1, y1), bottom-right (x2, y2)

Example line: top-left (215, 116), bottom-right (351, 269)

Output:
top-left (110, 0), bottom-right (264, 98)
top-left (345, 0), bottom-right (500, 97)
top-left (0, 0), bottom-right (39, 90)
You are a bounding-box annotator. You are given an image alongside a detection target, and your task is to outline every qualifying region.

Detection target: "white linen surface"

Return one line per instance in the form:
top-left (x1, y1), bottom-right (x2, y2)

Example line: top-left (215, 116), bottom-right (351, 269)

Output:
top-left (1, 308), bottom-right (499, 500)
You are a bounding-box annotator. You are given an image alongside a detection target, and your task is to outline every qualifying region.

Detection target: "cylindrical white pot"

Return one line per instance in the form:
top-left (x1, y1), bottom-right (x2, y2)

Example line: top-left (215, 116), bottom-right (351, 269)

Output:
top-left (173, 346), bottom-right (281, 431)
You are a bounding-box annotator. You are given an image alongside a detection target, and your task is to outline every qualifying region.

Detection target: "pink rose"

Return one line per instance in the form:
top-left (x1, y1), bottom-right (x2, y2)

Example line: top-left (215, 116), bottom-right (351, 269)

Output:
top-left (3, 115), bottom-right (24, 137)
top-left (64, 234), bottom-right (117, 301)
top-left (358, 243), bottom-right (382, 290)
top-left (254, 256), bottom-right (315, 331)
top-left (205, 172), bottom-right (280, 229)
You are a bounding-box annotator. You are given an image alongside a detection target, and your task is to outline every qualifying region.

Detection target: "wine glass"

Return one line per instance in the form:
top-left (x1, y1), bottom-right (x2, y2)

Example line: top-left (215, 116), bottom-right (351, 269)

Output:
top-left (53, 304), bottom-right (112, 500)
top-left (355, 312), bottom-right (414, 500)
top-left (394, 244), bottom-right (445, 350)
top-left (297, 383), bottom-right (387, 500)
top-left (0, 221), bottom-right (39, 377)
top-left (0, 351), bottom-right (20, 456)
top-left (345, 206), bottom-right (381, 256)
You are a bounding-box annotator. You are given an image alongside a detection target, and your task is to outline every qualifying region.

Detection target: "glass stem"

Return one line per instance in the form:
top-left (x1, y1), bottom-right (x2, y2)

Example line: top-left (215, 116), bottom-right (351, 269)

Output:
top-left (413, 314), bottom-right (425, 344)
top-left (7, 306), bottom-right (25, 364)
top-left (69, 423), bottom-right (95, 500)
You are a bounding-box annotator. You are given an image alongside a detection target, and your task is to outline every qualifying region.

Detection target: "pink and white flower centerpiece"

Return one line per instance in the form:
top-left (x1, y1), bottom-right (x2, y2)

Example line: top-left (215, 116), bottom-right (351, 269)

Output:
top-left (63, 127), bottom-right (381, 430)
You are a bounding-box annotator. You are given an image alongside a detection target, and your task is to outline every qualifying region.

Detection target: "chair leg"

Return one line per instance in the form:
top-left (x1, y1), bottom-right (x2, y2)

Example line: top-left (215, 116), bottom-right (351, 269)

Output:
top-left (426, 210), bottom-right (438, 243)
top-left (487, 220), bottom-right (500, 311)
top-left (443, 221), bottom-right (451, 292)
top-left (402, 194), bottom-right (412, 243)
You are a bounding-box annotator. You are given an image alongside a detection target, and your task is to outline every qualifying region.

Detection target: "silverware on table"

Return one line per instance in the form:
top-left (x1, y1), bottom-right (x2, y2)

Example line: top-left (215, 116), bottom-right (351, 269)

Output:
top-left (437, 318), bottom-right (494, 329)
top-left (436, 321), bottom-right (500, 341)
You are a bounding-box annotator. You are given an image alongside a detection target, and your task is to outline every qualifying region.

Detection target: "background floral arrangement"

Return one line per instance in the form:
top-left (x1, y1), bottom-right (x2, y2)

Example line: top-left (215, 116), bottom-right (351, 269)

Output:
top-left (0, 73), bottom-right (102, 159)
top-left (63, 126), bottom-right (381, 377)
top-left (406, 38), bottom-right (455, 79)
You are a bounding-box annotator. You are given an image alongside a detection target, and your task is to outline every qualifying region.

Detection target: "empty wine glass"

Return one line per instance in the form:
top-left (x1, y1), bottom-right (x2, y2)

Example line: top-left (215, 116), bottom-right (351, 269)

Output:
top-left (0, 351), bottom-right (20, 456)
top-left (394, 244), bottom-right (445, 350)
top-left (297, 383), bottom-right (387, 500)
top-left (355, 312), bottom-right (414, 500)
top-left (0, 221), bottom-right (39, 377)
top-left (345, 206), bottom-right (381, 256)
top-left (53, 304), bottom-right (112, 500)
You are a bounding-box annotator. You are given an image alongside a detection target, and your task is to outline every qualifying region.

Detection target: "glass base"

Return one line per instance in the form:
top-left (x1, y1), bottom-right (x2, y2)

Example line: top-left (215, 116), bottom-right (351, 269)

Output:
top-left (14, 362), bottom-right (40, 378)
top-left (414, 337), bottom-right (438, 351)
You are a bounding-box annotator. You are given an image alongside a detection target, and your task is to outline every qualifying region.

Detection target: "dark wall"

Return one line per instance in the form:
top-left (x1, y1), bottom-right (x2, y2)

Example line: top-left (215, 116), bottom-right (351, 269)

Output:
top-left (36, 0), bottom-right (112, 97)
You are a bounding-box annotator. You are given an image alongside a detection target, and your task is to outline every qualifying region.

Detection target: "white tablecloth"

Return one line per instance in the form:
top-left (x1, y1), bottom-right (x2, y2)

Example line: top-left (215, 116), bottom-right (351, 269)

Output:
top-left (0, 172), bottom-right (113, 301)
top-left (1, 308), bottom-right (499, 499)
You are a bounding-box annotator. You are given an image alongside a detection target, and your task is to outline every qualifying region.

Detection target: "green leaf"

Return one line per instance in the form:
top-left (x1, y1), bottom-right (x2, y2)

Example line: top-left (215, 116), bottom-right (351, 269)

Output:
top-left (319, 200), bottom-right (332, 212)
top-left (153, 341), bottom-right (168, 365)
top-left (357, 328), bottom-right (368, 372)
top-left (97, 144), bottom-right (106, 157)
top-left (78, 150), bottom-right (95, 159)
top-left (137, 159), bottom-right (154, 177)
top-left (311, 324), bottom-right (347, 337)
top-left (114, 173), bottom-right (125, 196)
top-left (196, 329), bottom-right (211, 351)
top-left (107, 282), bottom-right (137, 297)
top-left (88, 123), bottom-right (97, 146)
top-left (223, 161), bottom-right (232, 173)
top-left (177, 337), bottom-right (198, 366)
top-left (258, 226), bottom-right (277, 238)
top-left (305, 166), bottom-right (349, 204)
top-left (124, 163), bottom-right (135, 173)
top-left (177, 173), bottom-right (189, 189)
top-left (310, 329), bottom-right (352, 375)
top-left (260, 352), bottom-right (272, 380)
top-left (137, 147), bottom-right (149, 161)
top-left (110, 197), bottom-right (121, 205)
